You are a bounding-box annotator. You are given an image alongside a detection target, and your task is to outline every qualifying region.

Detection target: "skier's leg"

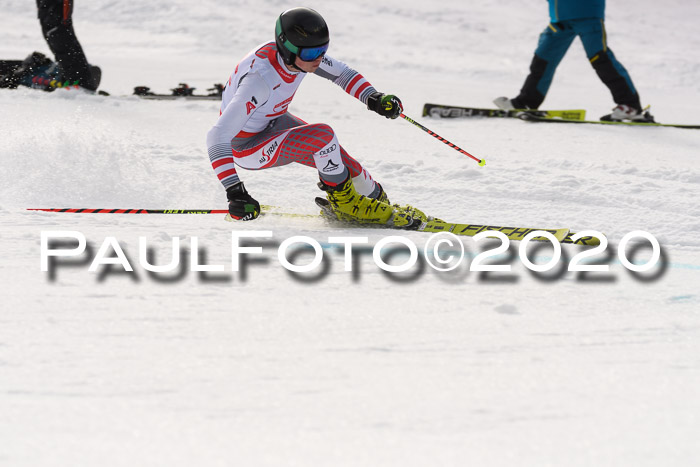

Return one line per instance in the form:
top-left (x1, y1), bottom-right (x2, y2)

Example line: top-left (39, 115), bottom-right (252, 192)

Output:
top-left (577, 19), bottom-right (642, 111)
top-left (337, 149), bottom-right (386, 201)
top-left (36, 0), bottom-right (99, 89)
top-left (276, 114), bottom-right (385, 198)
top-left (245, 114), bottom-right (384, 197)
top-left (509, 23), bottom-right (576, 109)
top-left (226, 116), bottom-right (417, 225)
top-left (264, 123), bottom-right (393, 220)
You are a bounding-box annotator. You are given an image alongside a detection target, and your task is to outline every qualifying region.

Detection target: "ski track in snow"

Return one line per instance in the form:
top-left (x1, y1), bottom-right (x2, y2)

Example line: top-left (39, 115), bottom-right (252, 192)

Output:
top-left (1, 1), bottom-right (700, 466)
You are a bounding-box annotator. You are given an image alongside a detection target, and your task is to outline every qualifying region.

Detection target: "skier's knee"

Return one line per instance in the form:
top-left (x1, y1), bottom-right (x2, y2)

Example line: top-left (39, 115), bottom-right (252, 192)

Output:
top-left (529, 54), bottom-right (548, 74)
top-left (46, 24), bottom-right (78, 50)
top-left (589, 50), bottom-right (612, 69)
top-left (308, 122), bottom-right (334, 135)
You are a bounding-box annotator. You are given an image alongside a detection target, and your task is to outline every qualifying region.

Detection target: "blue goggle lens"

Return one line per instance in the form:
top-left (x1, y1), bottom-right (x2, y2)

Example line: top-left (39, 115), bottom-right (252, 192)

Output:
top-left (298, 43), bottom-right (329, 61)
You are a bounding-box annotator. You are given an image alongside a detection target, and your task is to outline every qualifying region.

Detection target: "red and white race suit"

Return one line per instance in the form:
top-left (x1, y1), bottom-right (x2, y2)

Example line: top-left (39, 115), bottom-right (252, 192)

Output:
top-left (206, 42), bottom-right (381, 197)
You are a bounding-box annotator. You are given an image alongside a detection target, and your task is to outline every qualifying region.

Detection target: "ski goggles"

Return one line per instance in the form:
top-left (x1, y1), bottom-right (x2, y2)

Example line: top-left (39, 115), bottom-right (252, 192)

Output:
top-left (297, 43), bottom-right (329, 62)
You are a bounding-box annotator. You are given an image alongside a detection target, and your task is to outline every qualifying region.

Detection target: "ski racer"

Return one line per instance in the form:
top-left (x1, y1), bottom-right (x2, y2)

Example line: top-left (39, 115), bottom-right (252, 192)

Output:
top-left (493, 0), bottom-right (653, 122)
top-left (206, 7), bottom-right (423, 227)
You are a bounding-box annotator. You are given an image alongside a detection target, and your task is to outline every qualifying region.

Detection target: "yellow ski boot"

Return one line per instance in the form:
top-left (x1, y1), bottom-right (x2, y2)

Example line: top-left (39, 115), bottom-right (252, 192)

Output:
top-left (317, 176), bottom-right (393, 224)
top-left (316, 176), bottom-right (426, 229)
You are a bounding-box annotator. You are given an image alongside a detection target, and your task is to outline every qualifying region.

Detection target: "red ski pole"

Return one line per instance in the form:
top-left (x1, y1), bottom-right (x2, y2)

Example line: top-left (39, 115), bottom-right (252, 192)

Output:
top-left (400, 113), bottom-right (485, 166)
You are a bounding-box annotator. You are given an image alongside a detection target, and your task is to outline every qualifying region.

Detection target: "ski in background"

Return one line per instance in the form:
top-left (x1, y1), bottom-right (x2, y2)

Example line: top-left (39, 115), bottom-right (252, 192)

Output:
top-left (133, 82), bottom-right (223, 100)
top-left (518, 112), bottom-right (700, 130)
top-left (423, 102), bottom-right (700, 129)
top-left (0, 58), bottom-right (219, 99)
top-left (423, 103), bottom-right (586, 121)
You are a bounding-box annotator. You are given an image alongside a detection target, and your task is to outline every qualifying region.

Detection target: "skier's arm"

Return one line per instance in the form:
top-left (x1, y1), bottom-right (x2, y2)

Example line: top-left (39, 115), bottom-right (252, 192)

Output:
top-left (206, 73), bottom-right (269, 220)
top-left (314, 55), bottom-right (402, 118)
top-left (206, 72), bottom-right (270, 189)
top-left (314, 55), bottom-right (376, 105)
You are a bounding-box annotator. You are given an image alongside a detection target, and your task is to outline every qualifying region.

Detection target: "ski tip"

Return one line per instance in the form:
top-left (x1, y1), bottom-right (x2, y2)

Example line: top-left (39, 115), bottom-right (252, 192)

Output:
top-left (478, 159), bottom-right (486, 167)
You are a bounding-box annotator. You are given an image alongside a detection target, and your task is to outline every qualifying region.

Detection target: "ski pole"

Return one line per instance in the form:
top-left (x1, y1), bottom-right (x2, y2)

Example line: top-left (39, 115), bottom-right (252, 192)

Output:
top-left (400, 113), bottom-right (485, 166)
top-left (26, 206), bottom-right (316, 218)
top-left (27, 208), bottom-right (228, 214)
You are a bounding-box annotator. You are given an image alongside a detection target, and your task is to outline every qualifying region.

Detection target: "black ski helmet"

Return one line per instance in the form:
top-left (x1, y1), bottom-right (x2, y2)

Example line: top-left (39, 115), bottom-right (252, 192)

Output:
top-left (275, 7), bottom-right (329, 66)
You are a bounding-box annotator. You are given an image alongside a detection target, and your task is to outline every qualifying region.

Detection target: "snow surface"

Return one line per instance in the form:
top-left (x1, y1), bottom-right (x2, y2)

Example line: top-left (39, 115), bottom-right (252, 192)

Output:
top-left (1, 0), bottom-right (699, 466)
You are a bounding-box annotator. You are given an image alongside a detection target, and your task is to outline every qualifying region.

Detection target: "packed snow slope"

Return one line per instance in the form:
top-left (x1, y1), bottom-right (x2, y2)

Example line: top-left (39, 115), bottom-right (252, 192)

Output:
top-left (1, 1), bottom-right (699, 466)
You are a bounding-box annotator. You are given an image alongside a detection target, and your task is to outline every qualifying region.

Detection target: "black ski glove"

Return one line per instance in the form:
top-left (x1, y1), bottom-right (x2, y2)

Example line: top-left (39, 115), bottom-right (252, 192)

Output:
top-left (226, 182), bottom-right (260, 221)
top-left (367, 92), bottom-right (403, 119)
